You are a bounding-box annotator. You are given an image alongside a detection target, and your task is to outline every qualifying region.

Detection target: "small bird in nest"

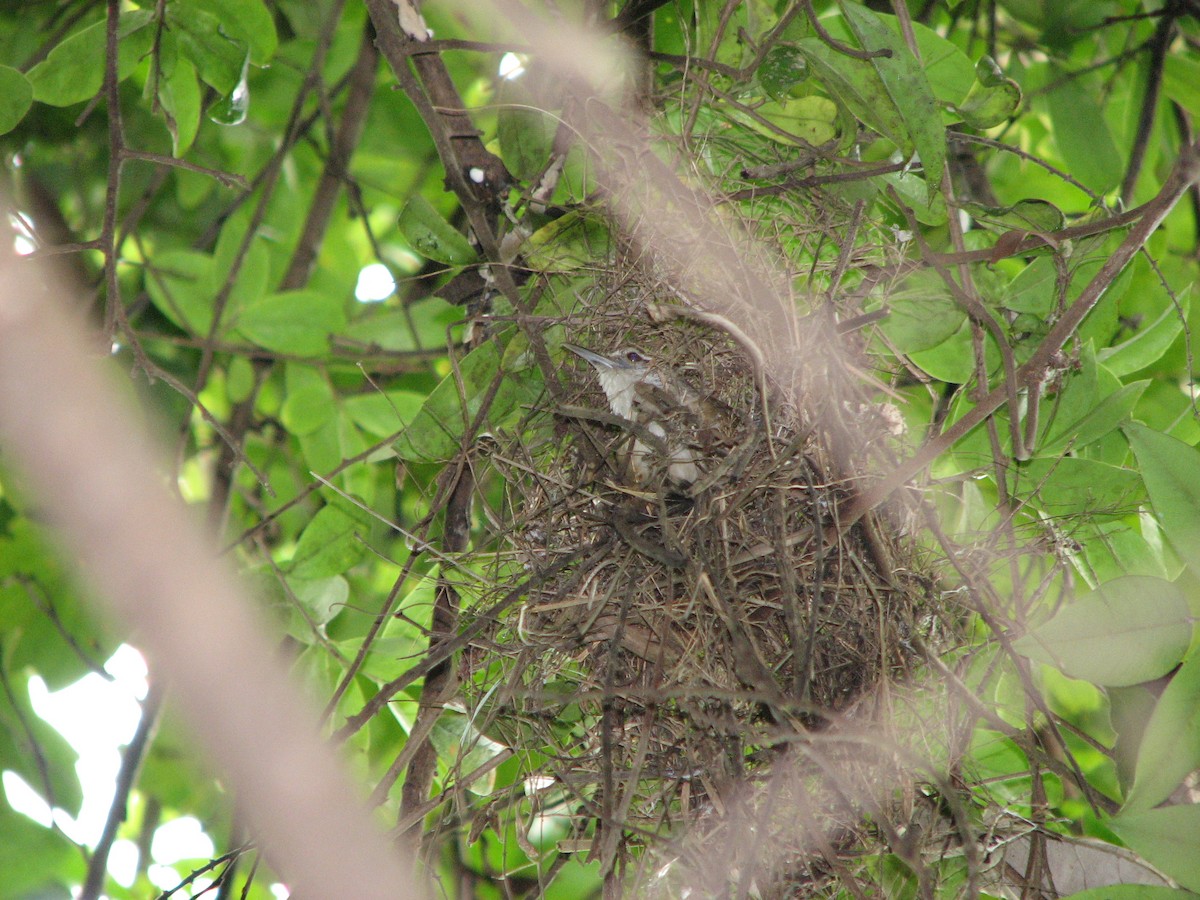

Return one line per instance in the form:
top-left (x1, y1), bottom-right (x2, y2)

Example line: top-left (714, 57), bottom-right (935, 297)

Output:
top-left (564, 342), bottom-right (721, 487)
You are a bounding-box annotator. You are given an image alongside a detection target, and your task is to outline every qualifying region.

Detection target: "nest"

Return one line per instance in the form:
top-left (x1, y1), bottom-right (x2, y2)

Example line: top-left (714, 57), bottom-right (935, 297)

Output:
top-left (460, 275), bottom-right (934, 889)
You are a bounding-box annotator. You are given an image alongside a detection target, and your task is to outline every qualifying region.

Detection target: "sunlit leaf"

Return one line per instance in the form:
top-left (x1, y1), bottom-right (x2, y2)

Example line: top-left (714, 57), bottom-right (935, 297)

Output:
top-left (0, 671), bottom-right (83, 816)
top-left (0, 808), bottom-right (83, 897)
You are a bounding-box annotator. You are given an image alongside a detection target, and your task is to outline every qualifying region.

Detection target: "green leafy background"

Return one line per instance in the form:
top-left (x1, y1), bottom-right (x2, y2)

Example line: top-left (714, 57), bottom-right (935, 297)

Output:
top-left (2, 0), bottom-right (1200, 897)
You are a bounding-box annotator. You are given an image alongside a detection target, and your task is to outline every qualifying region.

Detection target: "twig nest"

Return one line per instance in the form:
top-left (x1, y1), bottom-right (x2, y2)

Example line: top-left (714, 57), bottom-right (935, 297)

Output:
top-left (461, 278), bottom-right (931, 882)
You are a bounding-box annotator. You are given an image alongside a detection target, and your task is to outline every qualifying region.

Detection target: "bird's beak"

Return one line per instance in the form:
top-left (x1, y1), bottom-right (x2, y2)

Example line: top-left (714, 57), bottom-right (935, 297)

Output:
top-left (563, 342), bottom-right (621, 370)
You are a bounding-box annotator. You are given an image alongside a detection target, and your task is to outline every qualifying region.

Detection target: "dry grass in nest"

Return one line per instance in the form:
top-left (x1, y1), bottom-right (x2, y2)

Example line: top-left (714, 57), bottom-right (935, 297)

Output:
top-left (460, 277), bottom-right (934, 883)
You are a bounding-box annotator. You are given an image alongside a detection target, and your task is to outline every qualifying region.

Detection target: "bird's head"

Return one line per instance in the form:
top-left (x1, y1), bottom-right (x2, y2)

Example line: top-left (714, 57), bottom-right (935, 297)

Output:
top-left (563, 343), bottom-right (651, 372)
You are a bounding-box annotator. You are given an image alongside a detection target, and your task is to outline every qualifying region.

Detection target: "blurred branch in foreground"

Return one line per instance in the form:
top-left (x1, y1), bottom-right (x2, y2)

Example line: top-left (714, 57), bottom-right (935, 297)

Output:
top-left (0, 233), bottom-right (423, 900)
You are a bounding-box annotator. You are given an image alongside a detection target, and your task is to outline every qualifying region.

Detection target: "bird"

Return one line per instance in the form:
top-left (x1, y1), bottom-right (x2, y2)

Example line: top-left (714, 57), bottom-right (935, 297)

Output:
top-left (563, 342), bottom-right (706, 486)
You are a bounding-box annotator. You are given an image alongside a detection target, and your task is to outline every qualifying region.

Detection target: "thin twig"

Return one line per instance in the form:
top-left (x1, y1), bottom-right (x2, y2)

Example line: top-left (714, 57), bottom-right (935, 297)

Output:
top-left (1119, 8), bottom-right (1175, 205)
top-left (841, 141), bottom-right (1200, 526)
top-left (120, 150), bottom-right (249, 191)
top-left (800, 0), bottom-right (893, 60)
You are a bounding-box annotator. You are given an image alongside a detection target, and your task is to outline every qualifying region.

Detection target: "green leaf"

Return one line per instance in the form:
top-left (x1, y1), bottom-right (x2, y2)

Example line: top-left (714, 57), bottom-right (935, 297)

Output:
top-left (757, 44), bottom-right (808, 98)
top-left (880, 166), bottom-right (948, 225)
top-left (1014, 457), bottom-right (1144, 519)
top-left (193, 0), bottom-right (277, 65)
top-left (288, 503), bottom-right (370, 580)
top-left (966, 199), bottom-right (1064, 235)
top-left (288, 575), bottom-right (349, 628)
top-left (168, 1), bottom-right (245, 95)
top-left (496, 78), bottom-right (558, 182)
top-left (840, 1), bottom-right (945, 192)
top-left (28, 10), bottom-right (154, 107)
top-left (392, 340), bottom-right (543, 462)
top-left (398, 194), bottom-right (477, 265)
top-left (1110, 804), bottom-right (1200, 892)
top-left (1011, 575), bottom-right (1192, 687)
top-left (1126, 423), bottom-right (1200, 575)
top-left (429, 709), bottom-right (508, 796)
top-left (1039, 349), bottom-right (1146, 453)
top-left (794, 34), bottom-right (906, 146)
top-left (0, 671), bottom-right (84, 817)
top-left (144, 249), bottom-right (217, 334)
top-left (343, 391), bottom-right (427, 438)
top-left (878, 286), bottom-right (965, 353)
top-left (145, 236), bottom-right (270, 338)
top-left (1098, 288), bottom-right (1191, 377)
top-left (957, 55), bottom-right (1021, 128)
top-left (281, 365), bottom-right (335, 436)
top-left (211, 214), bottom-right (272, 311)
top-left (1043, 67), bottom-right (1123, 195)
top-left (907, 320), bottom-right (999, 384)
top-left (237, 290), bottom-right (347, 356)
top-left (159, 55), bottom-right (202, 156)
top-left (340, 583), bottom-right (435, 683)
top-left (902, 17), bottom-right (976, 109)
top-left (0, 66), bottom-right (33, 134)
top-left (1005, 255), bottom-right (1058, 316)
top-left (1125, 651), bottom-right (1200, 812)
top-left (1162, 55), bottom-right (1200, 121)
top-left (226, 355), bottom-right (255, 402)
top-left (524, 210), bottom-right (611, 272)
top-left (727, 95), bottom-right (840, 147)
top-left (0, 808), bottom-right (83, 897)
top-left (343, 301), bottom-right (459, 352)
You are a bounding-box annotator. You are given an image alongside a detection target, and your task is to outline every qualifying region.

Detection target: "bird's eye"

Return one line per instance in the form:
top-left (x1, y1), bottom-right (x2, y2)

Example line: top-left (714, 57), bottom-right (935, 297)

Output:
top-left (626, 351), bottom-right (644, 363)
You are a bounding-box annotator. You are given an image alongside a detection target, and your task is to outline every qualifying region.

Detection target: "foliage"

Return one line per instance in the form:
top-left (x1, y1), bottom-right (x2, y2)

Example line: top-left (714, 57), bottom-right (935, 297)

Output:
top-left (1, 0), bottom-right (1200, 897)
